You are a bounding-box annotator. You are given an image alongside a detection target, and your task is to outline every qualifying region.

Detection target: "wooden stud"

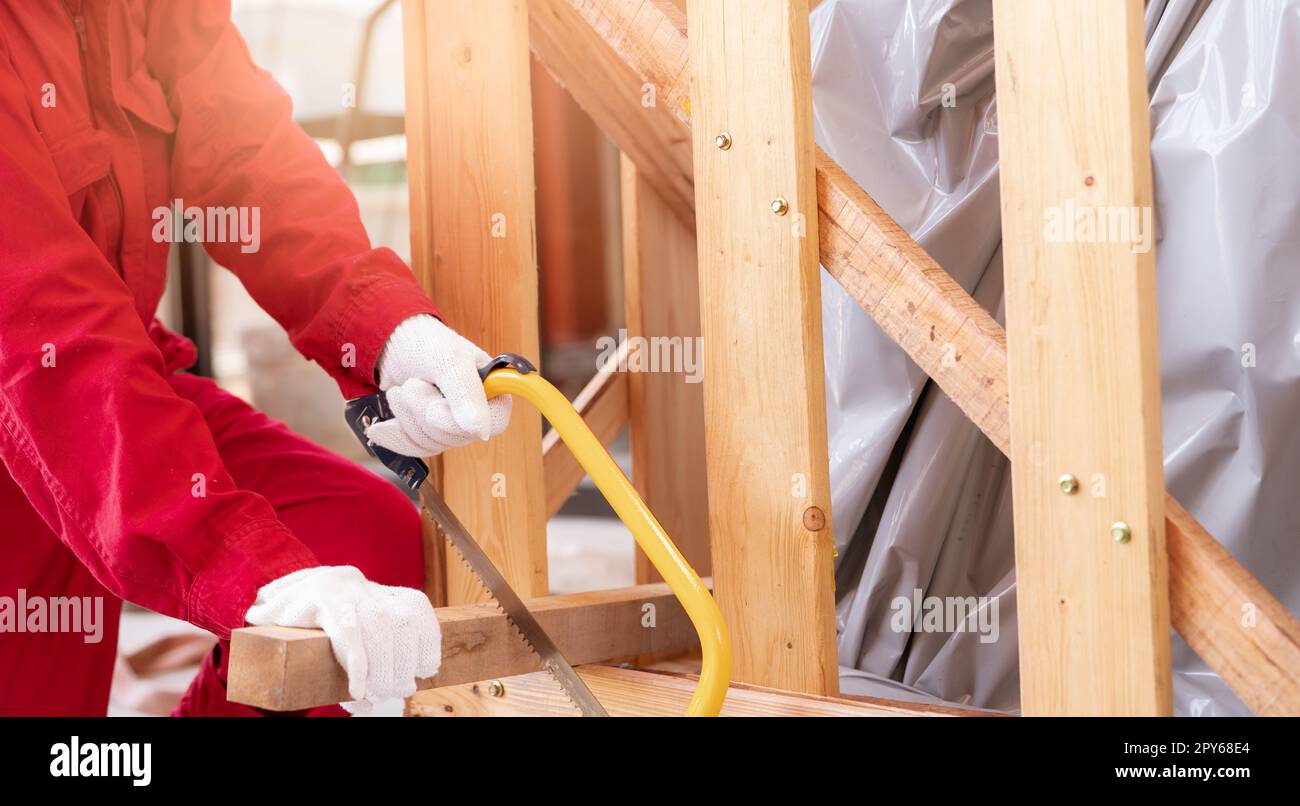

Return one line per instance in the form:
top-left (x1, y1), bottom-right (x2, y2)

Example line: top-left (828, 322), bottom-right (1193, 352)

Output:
top-left (620, 154), bottom-right (711, 581)
top-left (228, 583), bottom-right (698, 711)
top-left (993, 0), bottom-right (1172, 715)
top-left (410, 0), bottom-right (547, 605)
top-left (686, 0), bottom-right (838, 695)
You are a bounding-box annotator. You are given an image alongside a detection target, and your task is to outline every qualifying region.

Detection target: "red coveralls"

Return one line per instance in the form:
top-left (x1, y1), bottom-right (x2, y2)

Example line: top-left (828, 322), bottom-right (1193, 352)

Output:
top-left (0, 1), bottom-right (439, 714)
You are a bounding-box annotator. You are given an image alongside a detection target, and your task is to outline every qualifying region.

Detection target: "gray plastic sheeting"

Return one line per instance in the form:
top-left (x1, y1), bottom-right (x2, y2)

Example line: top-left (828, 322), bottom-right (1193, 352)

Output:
top-left (814, 0), bottom-right (1300, 715)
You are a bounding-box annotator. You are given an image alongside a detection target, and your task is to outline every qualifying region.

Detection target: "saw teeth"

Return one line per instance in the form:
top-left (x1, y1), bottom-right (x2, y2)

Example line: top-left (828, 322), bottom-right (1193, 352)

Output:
top-left (437, 524), bottom-right (586, 714)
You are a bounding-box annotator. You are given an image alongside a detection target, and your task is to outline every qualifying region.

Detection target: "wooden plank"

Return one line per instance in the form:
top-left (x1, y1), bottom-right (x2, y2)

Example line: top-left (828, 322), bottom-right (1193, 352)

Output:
top-left (993, 0), bottom-right (1171, 715)
top-left (528, 0), bottom-right (1300, 715)
top-left (399, 0), bottom-right (449, 608)
top-left (686, 0), bottom-right (837, 695)
top-left (227, 583), bottom-right (697, 711)
top-left (528, 0), bottom-right (695, 229)
top-left (414, 0), bottom-right (547, 604)
top-left (1166, 498), bottom-right (1300, 715)
top-left (541, 341), bottom-right (631, 518)
top-left (620, 154), bottom-right (711, 581)
top-left (406, 665), bottom-right (995, 717)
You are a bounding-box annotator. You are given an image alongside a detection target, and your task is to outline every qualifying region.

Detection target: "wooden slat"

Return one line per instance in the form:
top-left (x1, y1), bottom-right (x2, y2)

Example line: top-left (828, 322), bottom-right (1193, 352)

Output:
top-left (528, 0), bottom-right (1300, 714)
top-left (620, 154), bottom-right (711, 581)
top-left (993, 0), bottom-right (1171, 715)
top-left (406, 665), bottom-right (994, 717)
top-left (541, 341), bottom-right (631, 518)
top-left (399, 0), bottom-right (449, 608)
top-left (227, 583), bottom-right (697, 711)
top-left (414, 0), bottom-right (547, 604)
top-left (686, 0), bottom-right (837, 696)
top-left (528, 0), bottom-right (695, 229)
top-left (1166, 499), bottom-right (1300, 715)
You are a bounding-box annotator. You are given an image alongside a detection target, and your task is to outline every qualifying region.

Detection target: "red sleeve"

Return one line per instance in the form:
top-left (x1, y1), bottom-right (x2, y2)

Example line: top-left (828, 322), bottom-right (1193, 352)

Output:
top-left (0, 44), bottom-right (319, 638)
top-left (142, 0), bottom-right (439, 399)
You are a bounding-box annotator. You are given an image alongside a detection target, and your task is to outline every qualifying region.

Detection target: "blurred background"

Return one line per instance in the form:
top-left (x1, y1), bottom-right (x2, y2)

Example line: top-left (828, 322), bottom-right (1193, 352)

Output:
top-left (121, 0), bottom-right (633, 715)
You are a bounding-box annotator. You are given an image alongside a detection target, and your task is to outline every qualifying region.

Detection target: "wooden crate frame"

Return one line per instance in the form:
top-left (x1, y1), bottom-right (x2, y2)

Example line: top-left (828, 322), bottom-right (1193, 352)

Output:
top-left (228, 0), bottom-right (1300, 717)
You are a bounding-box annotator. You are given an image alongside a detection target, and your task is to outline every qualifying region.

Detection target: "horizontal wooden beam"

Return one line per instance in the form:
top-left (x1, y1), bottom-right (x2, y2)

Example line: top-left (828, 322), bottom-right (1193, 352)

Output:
top-left (228, 582), bottom-right (698, 711)
top-left (528, 0), bottom-right (1300, 714)
top-left (406, 664), bottom-right (998, 717)
top-left (541, 340), bottom-right (631, 518)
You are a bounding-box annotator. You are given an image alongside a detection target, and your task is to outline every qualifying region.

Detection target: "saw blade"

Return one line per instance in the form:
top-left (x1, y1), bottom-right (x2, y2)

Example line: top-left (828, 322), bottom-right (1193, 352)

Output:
top-left (420, 486), bottom-right (609, 717)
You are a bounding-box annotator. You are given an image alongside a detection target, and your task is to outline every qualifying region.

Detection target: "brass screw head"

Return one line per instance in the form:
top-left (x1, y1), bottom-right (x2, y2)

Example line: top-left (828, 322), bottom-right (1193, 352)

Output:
top-left (715, 131), bottom-right (733, 150)
top-left (771, 197), bottom-right (790, 216)
top-left (1058, 474), bottom-right (1079, 494)
top-left (1111, 521), bottom-right (1131, 544)
top-left (487, 679), bottom-right (506, 698)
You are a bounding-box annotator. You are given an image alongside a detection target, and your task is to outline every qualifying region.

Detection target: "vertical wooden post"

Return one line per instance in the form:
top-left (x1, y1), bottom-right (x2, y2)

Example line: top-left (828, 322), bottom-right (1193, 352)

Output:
top-left (686, 0), bottom-right (838, 695)
top-left (403, 0), bottom-right (547, 604)
top-left (620, 155), bottom-right (711, 582)
top-left (993, 0), bottom-right (1172, 715)
top-left (399, 0), bottom-right (447, 608)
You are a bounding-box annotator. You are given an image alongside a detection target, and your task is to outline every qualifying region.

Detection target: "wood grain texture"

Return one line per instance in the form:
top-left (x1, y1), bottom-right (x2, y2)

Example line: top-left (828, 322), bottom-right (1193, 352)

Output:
top-left (406, 665), bottom-right (994, 717)
top-left (399, 0), bottom-right (449, 608)
top-left (686, 0), bottom-right (838, 695)
top-left (529, 0), bottom-right (695, 228)
top-left (621, 154), bottom-right (711, 581)
top-left (415, 0), bottom-right (548, 605)
top-left (524, 0), bottom-right (1300, 714)
top-left (541, 343), bottom-right (631, 518)
top-left (535, 0), bottom-right (1012, 453)
top-left (993, 0), bottom-right (1172, 715)
top-left (228, 583), bottom-right (696, 711)
top-left (1166, 498), bottom-right (1300, 715)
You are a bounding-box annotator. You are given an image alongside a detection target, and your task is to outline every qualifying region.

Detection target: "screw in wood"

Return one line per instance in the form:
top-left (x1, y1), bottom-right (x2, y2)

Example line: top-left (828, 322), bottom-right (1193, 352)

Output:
top-left (715, 131), bottom-right (733, 150)
top-left (802, 506), bottom-right (826, 532)
top-left (1111, 521), bottom-right (1131, 543)
top-left (771, 197), bottom-right (789, 216)
top-left (1058, 474), bottom-right (1079, 494)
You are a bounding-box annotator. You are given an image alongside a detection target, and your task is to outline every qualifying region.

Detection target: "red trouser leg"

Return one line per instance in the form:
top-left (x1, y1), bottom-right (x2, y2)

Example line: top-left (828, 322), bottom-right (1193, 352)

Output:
top-left (0, 487), bottom-right (123, 715)
top-left (164, 372), bottom-right (425, 716)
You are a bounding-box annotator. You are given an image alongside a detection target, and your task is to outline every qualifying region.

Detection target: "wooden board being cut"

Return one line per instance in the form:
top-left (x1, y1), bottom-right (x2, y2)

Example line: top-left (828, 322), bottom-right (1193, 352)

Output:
top-left (228, 583), bottom-right (698, 712)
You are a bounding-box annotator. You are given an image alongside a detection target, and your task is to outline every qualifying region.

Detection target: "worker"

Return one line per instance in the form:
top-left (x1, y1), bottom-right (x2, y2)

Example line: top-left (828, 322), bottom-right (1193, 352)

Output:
top-left (0, 2), bottom-right (508, 715)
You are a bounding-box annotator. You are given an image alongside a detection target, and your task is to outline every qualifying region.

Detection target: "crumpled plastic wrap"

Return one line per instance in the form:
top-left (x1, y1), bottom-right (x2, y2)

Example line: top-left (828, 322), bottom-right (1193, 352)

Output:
top-left (815, 0), bottom-right (1300, 715)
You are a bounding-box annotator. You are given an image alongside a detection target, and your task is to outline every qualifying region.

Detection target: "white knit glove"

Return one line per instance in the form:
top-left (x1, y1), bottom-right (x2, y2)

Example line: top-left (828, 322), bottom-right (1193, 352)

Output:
top-left (365, 315), bottom-right (511, 458)
top-left (244, 566), bottom-right (440, 714)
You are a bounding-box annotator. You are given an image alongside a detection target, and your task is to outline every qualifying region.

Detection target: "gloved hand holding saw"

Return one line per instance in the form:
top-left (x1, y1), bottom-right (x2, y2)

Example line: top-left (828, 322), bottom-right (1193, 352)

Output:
top-left (364, 314), bottom-right (513, 457)
top-left (245, 316), bottom-right (510, 713)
